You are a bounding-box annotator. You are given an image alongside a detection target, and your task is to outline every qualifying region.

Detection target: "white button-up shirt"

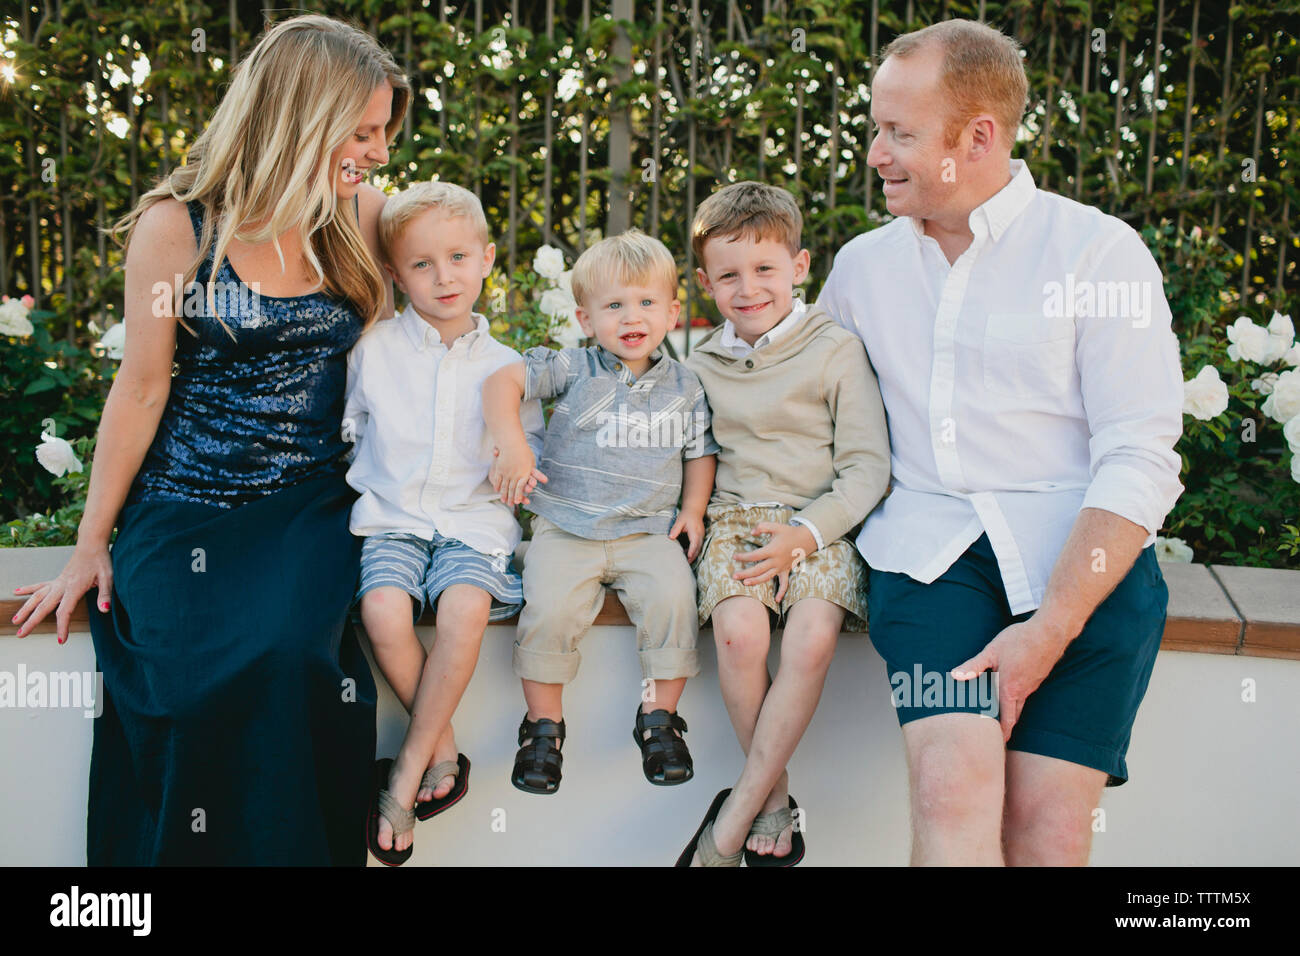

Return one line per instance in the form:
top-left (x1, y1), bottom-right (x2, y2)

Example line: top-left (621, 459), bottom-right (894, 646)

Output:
top-left (717, 296), bottom-right (807, 356)
top-left (817, 158), bottom-right (1184, 613)
top-left (342, 305), bottom-right (545, 559)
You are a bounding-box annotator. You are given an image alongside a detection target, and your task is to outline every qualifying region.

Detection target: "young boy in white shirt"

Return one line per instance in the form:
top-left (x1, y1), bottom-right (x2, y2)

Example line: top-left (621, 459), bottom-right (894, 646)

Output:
top-left (343, 181), bottom-right (544, 865)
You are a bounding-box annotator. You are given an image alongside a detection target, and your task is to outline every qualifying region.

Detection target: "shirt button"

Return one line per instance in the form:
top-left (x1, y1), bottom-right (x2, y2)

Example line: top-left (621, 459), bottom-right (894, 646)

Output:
top-left (614, 362), bottom-right (623, 371)
top-left (744, 359), bottom-right (754, 369)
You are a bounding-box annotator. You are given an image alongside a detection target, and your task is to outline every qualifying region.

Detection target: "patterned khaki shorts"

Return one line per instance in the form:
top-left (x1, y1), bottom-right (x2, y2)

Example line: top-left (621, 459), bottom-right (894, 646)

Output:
top-left (694, 504), bottom-right (869, 631)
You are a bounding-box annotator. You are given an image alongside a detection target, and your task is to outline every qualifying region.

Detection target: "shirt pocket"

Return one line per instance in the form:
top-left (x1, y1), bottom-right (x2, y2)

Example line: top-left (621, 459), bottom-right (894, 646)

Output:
top-left (982, 312), bottom-right (1076, 398)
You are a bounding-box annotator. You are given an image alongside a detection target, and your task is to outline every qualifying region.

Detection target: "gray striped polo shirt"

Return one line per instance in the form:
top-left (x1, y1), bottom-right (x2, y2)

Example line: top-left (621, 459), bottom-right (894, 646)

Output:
top-left (522, 345), bottom-right (720, 539)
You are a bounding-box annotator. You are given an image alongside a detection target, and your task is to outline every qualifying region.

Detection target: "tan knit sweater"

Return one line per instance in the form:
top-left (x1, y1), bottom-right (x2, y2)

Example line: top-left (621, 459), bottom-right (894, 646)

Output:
top-left (686, 303), bottom-right (891, 546)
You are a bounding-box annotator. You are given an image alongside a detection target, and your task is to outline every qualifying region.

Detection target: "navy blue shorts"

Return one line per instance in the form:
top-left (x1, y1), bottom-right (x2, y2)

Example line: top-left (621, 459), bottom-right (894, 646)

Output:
top-left (866, 533), bottom-right (1167, 786)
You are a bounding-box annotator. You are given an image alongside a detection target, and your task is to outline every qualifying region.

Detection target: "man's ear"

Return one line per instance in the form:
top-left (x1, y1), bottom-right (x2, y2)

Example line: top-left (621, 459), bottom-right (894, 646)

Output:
top-left (482, 241), bottom-right (497, 276)
top-left (967, 113), bottom-right (999, 160)
top-left (575, 305), bottom-right (595, 338)
top-left (666, 295), bottom-right (681, 331)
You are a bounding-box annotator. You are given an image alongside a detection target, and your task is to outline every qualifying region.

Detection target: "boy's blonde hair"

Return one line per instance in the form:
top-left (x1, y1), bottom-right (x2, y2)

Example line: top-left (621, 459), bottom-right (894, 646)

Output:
top-left (690, 181), bottom-right (802, 270)
top-left (879, 19), bottom-right (1027, 150)
top-left (571, 229), bottom-right (679, 307)
top-left (378, 180), bottom-right (490, 266)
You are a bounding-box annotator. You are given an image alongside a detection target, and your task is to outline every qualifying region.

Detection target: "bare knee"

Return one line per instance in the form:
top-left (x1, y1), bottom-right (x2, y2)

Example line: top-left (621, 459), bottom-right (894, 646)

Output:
top-left (360, 587), bottom-right (418, 646)
top-left (434, 585), bottom-right (492, 642)
top-left (711, 598), bottom-right (770, 666)
top-left (908, 724), bottom-right (1003, 830)
top-left (778, 605), bottom-right (842, 677)
top-left (1003, 757), bottom-right (1103, 865)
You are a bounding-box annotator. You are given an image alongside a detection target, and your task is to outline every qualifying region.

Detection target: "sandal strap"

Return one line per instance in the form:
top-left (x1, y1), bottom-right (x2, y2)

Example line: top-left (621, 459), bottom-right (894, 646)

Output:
top-left (517, 716), bottom-right (566, 747)
top-left (748, 806), bottom-right (793, 840)
top-left (377, 789), bottom-right (415, 836)
top-left (636, 708), bottom-right (687, 734)
top-left (420, 760), bottom-right (460, 791)
top-left (696, 821), bottom-right (743, 867)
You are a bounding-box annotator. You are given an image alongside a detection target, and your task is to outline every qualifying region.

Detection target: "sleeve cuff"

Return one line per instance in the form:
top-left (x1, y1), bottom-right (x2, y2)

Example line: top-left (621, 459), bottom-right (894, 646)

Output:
top-left (1081, 461), bottom-right (1180, 535)
top-left (789, 516), bottom-right (825, 552)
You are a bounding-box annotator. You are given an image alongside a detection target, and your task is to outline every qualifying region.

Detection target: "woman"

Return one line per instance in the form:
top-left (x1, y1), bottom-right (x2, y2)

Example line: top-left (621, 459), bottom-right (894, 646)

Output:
top-left (11, 14), bottom-right (410, 865)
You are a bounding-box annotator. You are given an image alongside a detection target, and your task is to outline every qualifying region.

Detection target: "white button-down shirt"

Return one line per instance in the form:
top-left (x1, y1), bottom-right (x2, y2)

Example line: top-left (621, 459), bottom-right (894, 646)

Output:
top-left (718, 296), bottom-right (807, 356)
top-left (817, 158), bottom-right (1184, 613)
top-left (342, 305), bottom-right (545, 558)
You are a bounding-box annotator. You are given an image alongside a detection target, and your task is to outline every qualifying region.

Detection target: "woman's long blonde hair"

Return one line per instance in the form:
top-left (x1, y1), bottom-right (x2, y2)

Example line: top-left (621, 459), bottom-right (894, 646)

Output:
top-left (109, 14), bottom-right (410, 338)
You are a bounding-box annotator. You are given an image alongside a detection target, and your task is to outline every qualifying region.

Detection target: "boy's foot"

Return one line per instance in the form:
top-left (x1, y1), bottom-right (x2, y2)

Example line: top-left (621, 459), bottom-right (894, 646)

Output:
top-left (746, 788), bottom-right (795, 859)
top-left (512, 713), bottom-right (566, 794)
top-left (686, 791), bottom-right (745, 866)
top-left (418, 743), bottom-right (461, 803)
top-left (371, 759), bottom-right (417, 859)
top-left (634, 705), bottom-right (694, 785)
top-left (377, 759), bottom-right (421, 853)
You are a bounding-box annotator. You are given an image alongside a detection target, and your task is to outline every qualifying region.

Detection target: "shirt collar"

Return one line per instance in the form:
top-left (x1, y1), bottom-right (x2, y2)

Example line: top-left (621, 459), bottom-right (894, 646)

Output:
top-left (908, 157), bottom-right (1036, 245)
top-left (596, 344), bottom-right (667, 387)
top-left (720, 296), bottom-right (807, 352)
top-left (399, 304), bottom-right (492, 354)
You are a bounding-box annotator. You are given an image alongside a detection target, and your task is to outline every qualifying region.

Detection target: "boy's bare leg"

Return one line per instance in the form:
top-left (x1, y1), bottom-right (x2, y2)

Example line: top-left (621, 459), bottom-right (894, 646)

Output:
top-left (360, 586), bottom-right (466, 805)
top-left (378, 584), bottom-right (491, 852)
top-left (698, 596), bottom-right (843, 864)
top-left (638, 676), bottom-right (686, 735)
top-left (520, 678), bottom-right (565, 751)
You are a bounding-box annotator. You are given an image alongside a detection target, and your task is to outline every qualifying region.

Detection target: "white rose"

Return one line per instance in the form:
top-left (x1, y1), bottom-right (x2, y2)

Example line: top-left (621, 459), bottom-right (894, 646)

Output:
top-left (1261, 368), bottom-right (1300, 423)
top-left (35, 432), bottom-right (83, 477)
top-left (1250, 373), bottom-right (1278, 395)
top-left (1182, 365), bottom-right (1229, 421)
top-left (1225, 316), bottom-right (1271, 363)
top-left (532, 246), bottom-right (566, 280)
top-left (538, 286), bottom-right (577, 319)
top-left (1264, 312), bottom-right (1295, 364)
top-left (1154, 536), bottom-right (1194, 563)
top-left (1283, 415), bottom-right (1300, 454)
top-left (551, 312), bottom-right (586, 349)
top-left (556, 269), bottom-right (573, 297)
top-left (0, 298), bottom-right (34, 337)
top-left (99, 321), bottom-right (126, 360)
top-left (1281, 343), bottom-right (1300, 367)
top-left (1292, 454), bottom-right (1300, 485)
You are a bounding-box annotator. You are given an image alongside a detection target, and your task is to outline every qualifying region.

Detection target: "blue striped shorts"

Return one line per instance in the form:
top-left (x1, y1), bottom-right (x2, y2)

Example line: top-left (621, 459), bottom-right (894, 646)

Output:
top-left (355, 531), bottom-right (523, 624)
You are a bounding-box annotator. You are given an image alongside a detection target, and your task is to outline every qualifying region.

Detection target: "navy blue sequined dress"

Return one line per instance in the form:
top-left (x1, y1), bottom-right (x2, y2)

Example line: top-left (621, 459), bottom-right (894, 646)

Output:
top-left (84, 199), bottom-right (377, 865)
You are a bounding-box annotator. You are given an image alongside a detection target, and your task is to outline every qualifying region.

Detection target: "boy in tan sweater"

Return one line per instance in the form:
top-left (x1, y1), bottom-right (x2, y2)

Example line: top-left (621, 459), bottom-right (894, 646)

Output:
top-left (675, 181), bottom-right (891, 866)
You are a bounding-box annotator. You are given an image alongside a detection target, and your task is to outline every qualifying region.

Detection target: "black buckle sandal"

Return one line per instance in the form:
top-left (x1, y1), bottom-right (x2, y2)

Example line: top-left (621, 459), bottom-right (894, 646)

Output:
top-left (511, 714), bottom-right (566, 795)
top-left (633, 706), bottom-right (694, 786)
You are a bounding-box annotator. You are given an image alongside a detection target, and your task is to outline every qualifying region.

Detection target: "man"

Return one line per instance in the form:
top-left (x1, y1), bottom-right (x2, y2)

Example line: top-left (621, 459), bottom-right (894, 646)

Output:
top-left (817, 19), bottom-right (1184, 865)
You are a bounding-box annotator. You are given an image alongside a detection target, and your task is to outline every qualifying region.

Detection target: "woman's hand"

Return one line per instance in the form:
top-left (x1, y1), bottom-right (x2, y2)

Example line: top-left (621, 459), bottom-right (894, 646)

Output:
top-left (10, 541), bottom-right (113, 644)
